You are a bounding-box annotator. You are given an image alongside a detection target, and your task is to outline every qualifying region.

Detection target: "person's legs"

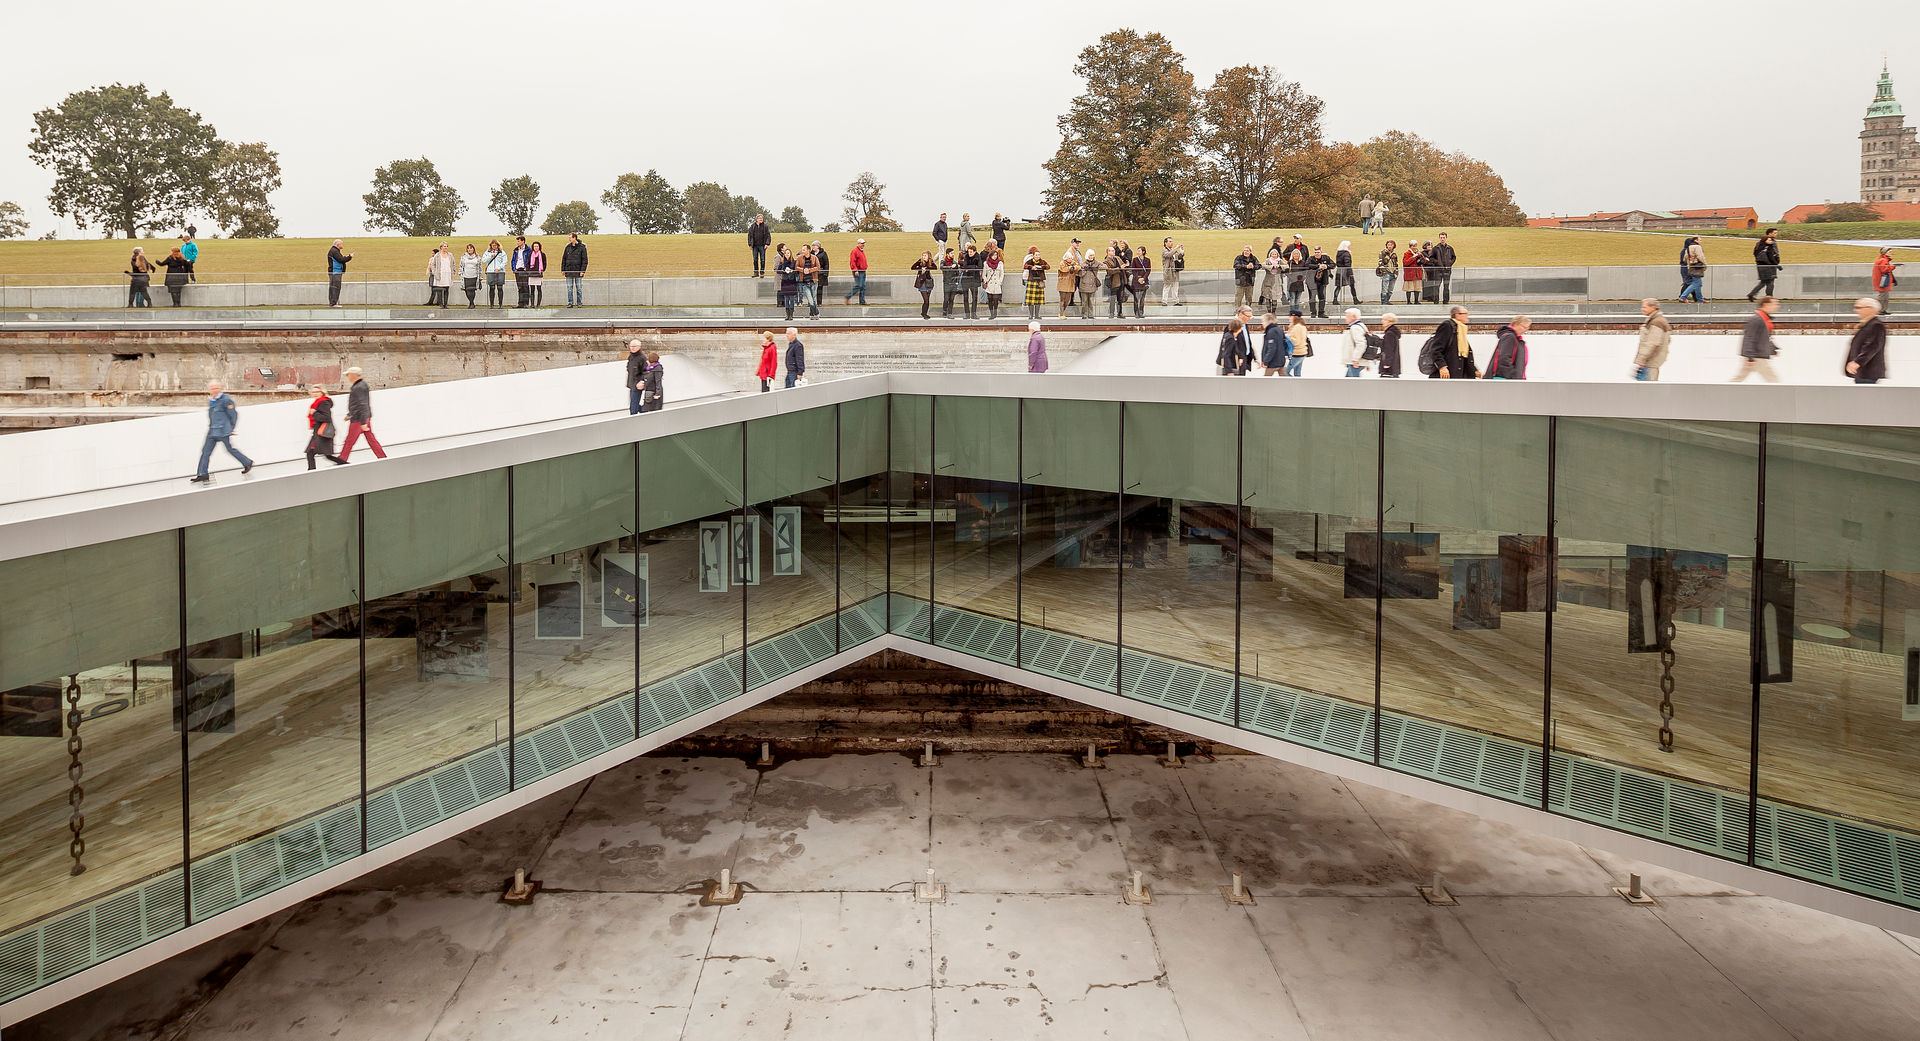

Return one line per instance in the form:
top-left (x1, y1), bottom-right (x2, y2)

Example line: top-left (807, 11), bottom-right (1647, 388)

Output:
top-left (630, 389), bottom-right (644, 414)
top-left (338, 423), bottom-right (362, 460)
top-left (1345, 365), bottom-right (1363, 377)
top-left (219, 436), bottom-right (252, 471)
top-left (356, 422), bottom-right (386, 459)
top-left (752, 245), bottom-right (766, 277)
top-left (1059, 292), bottom-right (1071, 318)
top-left (785, 373), bottom-right (798, 389)
top-left (923, 291), bottom-right (933, 319)
top-left (1877, 289), bottom-right (1892, 313)
top-left (1287, 357), bottom-right (1303, 377)
top-left (1755, 359), bottom-right (1781, 383)
top-left (1132, 289), bottom-right (1144, 317)
top-left (307, 449), bottom-right (319, 471)
top-left (169, 285), bottom-right (183, 306)
top-left (1855, 376), bottom-right (1881, 385)
top-left (1439, 272), bottom-right (1452, 304)
top-left (195, 436), bottom-right (217, 478)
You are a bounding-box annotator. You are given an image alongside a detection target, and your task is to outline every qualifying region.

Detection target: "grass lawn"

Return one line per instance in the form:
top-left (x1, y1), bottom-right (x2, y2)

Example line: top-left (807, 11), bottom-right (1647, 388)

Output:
top-left (1637, 221), bottom-right (1920, 243)
top-left (0, 226), bottom-right (1887, 285)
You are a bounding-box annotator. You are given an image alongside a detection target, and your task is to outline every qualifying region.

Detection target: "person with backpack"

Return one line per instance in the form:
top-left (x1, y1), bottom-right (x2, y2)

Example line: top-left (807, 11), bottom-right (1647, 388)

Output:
top-left (1341, 308), bottom-right (1373, 377)
top-left (1633, 299), bottom-right (1671, 381)
top-left (1258, 312), bottom-right (1289, 376)
top-left (1747, 229), bottom-right (1781, 303)
top-left (1486, 316), bottom-right (1531, 379)
top-left (1422, 305), bottom-right (1478, 379)
top-left (1678, 237), bottom-right (1707, 304)
top-left (1731, 296), bottom-right (1781, 382)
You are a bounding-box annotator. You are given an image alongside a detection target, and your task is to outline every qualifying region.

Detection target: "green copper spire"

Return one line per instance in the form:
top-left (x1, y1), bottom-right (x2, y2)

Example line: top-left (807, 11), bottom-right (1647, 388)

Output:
top-left (1868, 59), bottom-right (1903, 118)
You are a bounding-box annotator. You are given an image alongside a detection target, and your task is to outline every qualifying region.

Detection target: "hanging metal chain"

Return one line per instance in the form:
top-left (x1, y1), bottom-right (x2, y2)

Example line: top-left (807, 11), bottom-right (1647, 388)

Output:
top-left (65, 674), bottom-right (87, 876)
top-left (1657, 621), bottom-right (1677, 754)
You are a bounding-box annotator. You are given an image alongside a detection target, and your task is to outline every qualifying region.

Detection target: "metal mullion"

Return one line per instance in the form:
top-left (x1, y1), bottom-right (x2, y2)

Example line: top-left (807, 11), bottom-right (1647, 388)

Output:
top-left (740, 422), bottom-right (749, 696)
top-left (1372, 410), bottom-right (1385, 766)
top-left (357, 495), bottom-right (368, 851)
top-left (1747, 422), bottom-right (1769, 864)
top-left (928, 397), bottom-right (937, 644)
top-left (175, 526), bottom-right (191, 924)
top-left (834, 403), bottom-right (842, 656)
top-left (506, 469), bottom-right (516, 788)
top-left (633, 444), bottom-right (643, 739)
top-left (1233, 406), bottom-right (1245, 729)
top-left (1115, 403), bottom-right (1124, 696)
top-left (1540, 416), bottom-right (1558, 810)
top-left (1016, 399), bottom-right (1024, 668)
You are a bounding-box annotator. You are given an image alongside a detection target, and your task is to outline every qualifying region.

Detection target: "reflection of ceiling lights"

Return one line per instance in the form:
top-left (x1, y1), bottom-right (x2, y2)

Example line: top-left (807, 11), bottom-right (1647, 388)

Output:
top-left (1799, 622), bottom-right (1852, 641)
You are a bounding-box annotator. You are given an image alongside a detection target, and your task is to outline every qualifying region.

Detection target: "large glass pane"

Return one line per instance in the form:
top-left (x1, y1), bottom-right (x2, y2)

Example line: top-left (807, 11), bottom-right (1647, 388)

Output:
top-left (0, 532), bottom-right (184, 991)
top-left (890, 395), bottom-right (932, 639)
top-left (1238, 406), bottom-right (1377, 760)
top-left (1120, 402), bottom-right (1239, 725)
top-left (837, 396), bottom-right (890, 644)
top-left (512, 446), bottom-right (638, 779)
top-left (634, 424), bottom-right (744, 732)
top-left (1019, 398), bottom-right (1119, 692)
top-left (933, 396), bottom-right (1020, 661)
top-left (184, 500), bottom-right (361, 920)
top-left (1759, 424), bottom-right (1920, 900)
top-left (1379, 412), bottom-right (1549, 805)
top-left (363, 470), bottom-right (511, 847)
top-left (747, 408), bottom-right (839, 689)
top-left (1552, 418), bottom-right (1758, 860)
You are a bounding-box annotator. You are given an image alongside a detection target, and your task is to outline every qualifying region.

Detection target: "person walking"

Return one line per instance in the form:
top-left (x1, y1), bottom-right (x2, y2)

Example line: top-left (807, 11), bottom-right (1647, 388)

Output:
top-left (483, 240), bottom-right (508, 308)
top-left (1359, 197), bottom-right (1376, 234)
top-left (1056, 243), bottom-right (1080, 318)
top-left (180, 232), bottom-right (199, 282)
top-left (1402, 242), bottom-right (1424, 306)
top-left (1022, 247), bottom-right (1050, 320)
top-left (1748, 228), bottom-right (1780, 302)
top-left (426, 242), bottom-right (455, 308)
top-left (990, 212), bottom-right (1010, 250)
top-left (961, 245), bottom-right (984, 320)
top-left (1258, 312), bottom-right (1289, 375)
top-left (1231, 246), bottom-right (1259, 311)
top-left (1161, 238), bottom-right (1185, 305)
top-left (1285, 310), bottom-right (1311, 376)
top-left (1429, 232), bottom-right (1458, 304)
top-left (748, 215), bottom-right (772, 278)
top-left (1429, 305), bottom-right (1479, 379)
top-left (981, 245), bottom-right (1006, 320)
top-left (640, 351), bottom-right (664, 411)
top-left (1217, 309), bottom-right (1254, 375)
top-left (305, 385), bottom-right (348, 469)
top-left (1731, 296), bottom-right (1781, 382)
top-left (1309, 247), bottom-right (1334, 319)
top-left (1333, 241), bottom-right (1360, 306)
top-left (796, 245), bottom-right (821, 319)
top-left (458, 244), bottom-right (483, 307)
top-left (912, 250), bottom-right (937, 320)
top-left (337, 367), bottom-right (388, 460)
top-left (1873, 247), bottom-right (1900, 313)
top-left (1341, 308), bottom-right (1372, 377)
top-left (1486, 316), bottom-right (1531, 379)
top-left (1258, 247), bottom-right (1282, 310)
top-left (1633, 300), bottom-right (1671, 381)
top-left (756, 330), bottom-right (779, 392)
top-left (844, 238), bottom-right (870, 306)
top-left (1678, 236), bottom-right (1707, 304)
top-left (325, 239), bottom-right (353, 308)
top-left (526, 241), bottom-right (548, 307)
top-left (956, 213), bottom-right (975, 254)
top-left (1377, 313), bottom-right (1402, 377)
top-left (1076, 246), bottom-right (1100, 319)
top-left (189, 380), bottom-right (252, 483)
top-left (626, 340), bottom-right (648, 413)
top-left (1374, 241), bottom-right (1399, 305)
top-left (562, 234), bottom-right (589, 307)
top-left (1027, 320), bottom-right (1048, 372)
top-left (940, 248), bottom-right (961, 319)
top-left (783, 328), bottom-right (806, 388)
top-left (1370, 200), bottom-right (1389, 235)
top-left (1128, 249), bottom-right (1150, 317)
top-left (1846, 298), bottom-right (1888, 384)
top-left (127, 246), bottom-right (154, 307)
top-left (158, 246), bottom-right (193, 306)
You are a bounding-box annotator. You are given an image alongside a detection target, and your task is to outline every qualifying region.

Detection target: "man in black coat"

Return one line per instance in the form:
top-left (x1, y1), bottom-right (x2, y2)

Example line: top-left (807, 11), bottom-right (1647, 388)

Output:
top-left (933, 213), bottom-right (948, 256)
top-left (1748, 229), bottom-right (1781, 302)
top-left (784, 328), bottom-right (806, 388)
top-left (1429, 232), bottom-right (1458, 304)
top-left (1846, 298), bottom-right (1888, 384)
top-left (748, 216), bottom-right (772, 277)
top-left (1231, 247), bottom-right (1259, 310)
top-left (339, 367), bottom-right (388, 459)
top-left (561, 234), bottom-right (589, 308)
top-left (626, 340), bottom-right (648, 414)
top-left (1428, 306), bottom-right (1479, 379)
top-left (1308, 248), bottom-right (1334, 318)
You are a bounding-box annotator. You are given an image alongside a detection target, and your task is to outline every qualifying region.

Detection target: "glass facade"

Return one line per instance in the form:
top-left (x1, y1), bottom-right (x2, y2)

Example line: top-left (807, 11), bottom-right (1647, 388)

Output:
top-left (3, 388), bottom-right (1919, 1010)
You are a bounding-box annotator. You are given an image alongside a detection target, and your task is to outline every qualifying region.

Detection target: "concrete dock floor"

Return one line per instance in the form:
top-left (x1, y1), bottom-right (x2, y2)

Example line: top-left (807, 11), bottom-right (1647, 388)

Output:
top-left (17, 752), bottom-right (1920, 1041)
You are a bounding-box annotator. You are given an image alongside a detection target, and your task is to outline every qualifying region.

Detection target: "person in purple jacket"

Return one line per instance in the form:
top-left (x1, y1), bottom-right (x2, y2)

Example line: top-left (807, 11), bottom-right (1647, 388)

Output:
top-left (1027, 320), bottom-right (1048, 372)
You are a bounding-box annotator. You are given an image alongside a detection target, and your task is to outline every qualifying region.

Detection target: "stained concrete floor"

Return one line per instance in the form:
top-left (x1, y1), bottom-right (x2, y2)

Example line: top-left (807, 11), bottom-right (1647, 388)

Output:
top-left (19, 752), bottom-right (1920, 1041)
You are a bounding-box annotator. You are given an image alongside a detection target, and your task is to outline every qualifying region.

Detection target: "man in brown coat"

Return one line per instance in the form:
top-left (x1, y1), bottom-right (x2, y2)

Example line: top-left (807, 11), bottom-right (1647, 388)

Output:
top-left (1633, 299), bottom-right (1671, 381)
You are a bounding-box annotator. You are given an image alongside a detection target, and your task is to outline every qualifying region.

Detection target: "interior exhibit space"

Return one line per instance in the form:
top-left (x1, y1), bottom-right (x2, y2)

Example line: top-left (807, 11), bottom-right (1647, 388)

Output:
top-left (1, 371), bottom-right (1917, 1028)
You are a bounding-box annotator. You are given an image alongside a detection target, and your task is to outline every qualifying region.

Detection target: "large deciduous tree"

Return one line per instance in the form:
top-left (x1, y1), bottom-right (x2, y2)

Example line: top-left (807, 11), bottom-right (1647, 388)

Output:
top-left (208, 141), bottom-right (282, 238)
top-left (731, 195), bottom-right (768, 234)
top-left (601, 170), bottom-right (682, 233)
top-left (362, 158), bottom-right (467, 236)
top-left (488, 174), bottom-right (541, 235)
top-left (540, 201), bottom-right (600, 235)
top-left (1191, 66), bottom-right (1350, 228)
top-left (840, 172), bottom-right (903, 233)
top-left (28, 83), bottom-right (219, 238)
top-left (1349, 131), bottom-right (1527, 227)
top-left (0, 201), bottom-right (28, 240)
top-left (1041, 30), bottom-right (1196, 229)
top-left (778, 205), bottom-right (811, 233)
top-left (682, 181), bottom-right (736, 234)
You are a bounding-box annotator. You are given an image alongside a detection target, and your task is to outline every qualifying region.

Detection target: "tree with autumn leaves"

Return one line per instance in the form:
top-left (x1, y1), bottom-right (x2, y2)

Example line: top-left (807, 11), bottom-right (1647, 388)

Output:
top-left (1043, 32), bottom-right (1525, 229)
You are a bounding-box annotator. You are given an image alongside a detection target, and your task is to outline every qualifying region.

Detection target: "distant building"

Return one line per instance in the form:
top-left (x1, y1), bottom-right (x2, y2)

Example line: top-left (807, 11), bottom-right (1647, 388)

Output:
top-left (1861, 60), bottom-right (1920, 203)
top-left (1779, 200), bottom-right (1920, 223)
top-left (1527, 208), bottom-right (1759, 231)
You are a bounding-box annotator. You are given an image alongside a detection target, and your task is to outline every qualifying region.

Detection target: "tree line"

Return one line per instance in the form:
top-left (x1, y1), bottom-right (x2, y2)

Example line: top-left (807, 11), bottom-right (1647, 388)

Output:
top-left (1041, 29), bottom-right (1529, 229)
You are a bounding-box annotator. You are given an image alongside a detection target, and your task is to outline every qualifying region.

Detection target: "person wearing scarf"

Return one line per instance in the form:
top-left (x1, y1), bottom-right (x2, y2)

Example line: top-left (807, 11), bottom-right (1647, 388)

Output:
top-left (1430, 306), bottom-right (1479, 379)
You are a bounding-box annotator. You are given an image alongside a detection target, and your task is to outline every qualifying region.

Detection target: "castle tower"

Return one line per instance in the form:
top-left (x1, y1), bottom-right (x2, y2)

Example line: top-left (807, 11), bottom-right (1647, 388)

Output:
top-left (1860, 60), bottom-right (1920, 203)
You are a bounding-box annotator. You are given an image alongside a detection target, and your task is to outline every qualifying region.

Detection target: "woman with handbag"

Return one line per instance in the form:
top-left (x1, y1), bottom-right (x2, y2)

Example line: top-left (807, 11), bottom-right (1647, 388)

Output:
top-left (1286, 310), bottom-right (1311, 376)
top-left (127, 246), bottom-right (154, 307)
top-left (305, 386), bottom-right (348, 469)
top-left (981, 245), bottom-right (1007, 320)
top-left (911, 251), bottom-right (937, 320)
top-left (483, 240), bottom-right (508, 308)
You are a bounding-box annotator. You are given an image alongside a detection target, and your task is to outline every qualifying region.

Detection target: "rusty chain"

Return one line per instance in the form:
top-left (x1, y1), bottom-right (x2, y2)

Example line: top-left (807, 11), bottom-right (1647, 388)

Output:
top-left (1657, 620), bottom-right (1677, 754)
top-left (65, 674), bottom-right (87, 875)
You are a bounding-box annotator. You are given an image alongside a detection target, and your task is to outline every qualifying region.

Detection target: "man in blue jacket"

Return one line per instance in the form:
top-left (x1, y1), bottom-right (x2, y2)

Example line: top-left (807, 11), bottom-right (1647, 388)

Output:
top-left (190, 380), bottom-right (252, 483)
top-left (326, 240), bottom-right (353, 307)
top-left (510, 236), bottom-right (532, 308)
top-left (784, 327), bottom-right (806, 389)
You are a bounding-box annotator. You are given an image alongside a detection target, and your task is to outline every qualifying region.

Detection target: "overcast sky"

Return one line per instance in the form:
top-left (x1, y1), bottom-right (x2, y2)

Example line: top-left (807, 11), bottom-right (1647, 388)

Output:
top-left (3, 0), bottom-right (1913, 239)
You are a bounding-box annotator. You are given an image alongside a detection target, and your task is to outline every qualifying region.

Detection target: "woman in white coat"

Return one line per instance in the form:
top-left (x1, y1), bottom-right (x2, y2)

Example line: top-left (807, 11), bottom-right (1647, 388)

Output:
top-left (427, 243), bottom-right (457, 308)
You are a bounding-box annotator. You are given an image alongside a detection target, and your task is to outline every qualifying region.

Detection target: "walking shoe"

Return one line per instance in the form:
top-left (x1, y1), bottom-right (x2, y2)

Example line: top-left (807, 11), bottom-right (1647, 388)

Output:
top-left (241, 462), bottom-right (253, 475)
top-left (188, 475), bottom-right (210, 484)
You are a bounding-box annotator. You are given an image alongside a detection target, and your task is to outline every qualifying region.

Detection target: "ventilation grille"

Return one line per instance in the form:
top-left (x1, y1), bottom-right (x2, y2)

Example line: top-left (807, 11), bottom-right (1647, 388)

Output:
top-left (0, 606), bottom-right (883, 1006)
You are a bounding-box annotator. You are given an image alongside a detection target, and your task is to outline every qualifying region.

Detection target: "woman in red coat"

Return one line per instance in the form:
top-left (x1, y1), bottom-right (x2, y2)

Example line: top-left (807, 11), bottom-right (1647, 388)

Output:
top-left (756, 330), bottom-right (779, 393)
top-left (1401, 244), bottom-right (1424, 305)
